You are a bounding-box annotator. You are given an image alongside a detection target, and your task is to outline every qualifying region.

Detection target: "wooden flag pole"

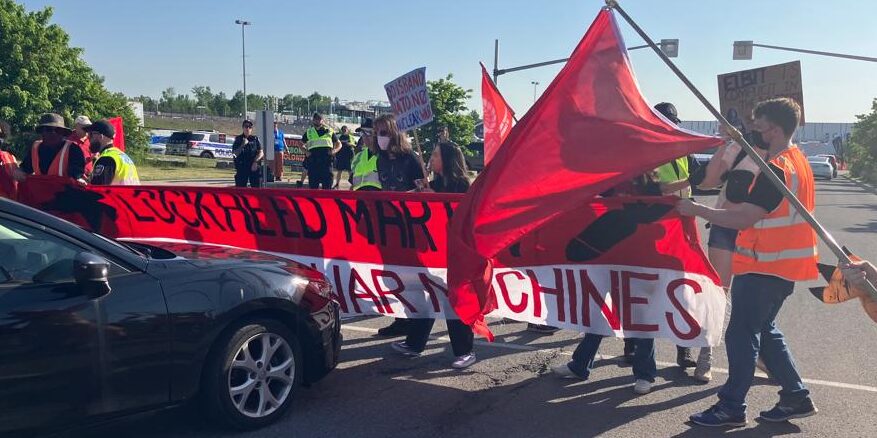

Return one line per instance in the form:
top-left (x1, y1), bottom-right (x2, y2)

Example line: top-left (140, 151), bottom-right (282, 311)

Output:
top-left (605, 0), bottom-right (877, 300)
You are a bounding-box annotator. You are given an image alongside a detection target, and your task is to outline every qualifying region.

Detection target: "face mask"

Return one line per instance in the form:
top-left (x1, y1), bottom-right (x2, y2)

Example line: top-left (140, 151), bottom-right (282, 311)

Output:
top-left (747, 130), bottom-right (770, 150)
top-left (377, 136), bottom-right (391, 150)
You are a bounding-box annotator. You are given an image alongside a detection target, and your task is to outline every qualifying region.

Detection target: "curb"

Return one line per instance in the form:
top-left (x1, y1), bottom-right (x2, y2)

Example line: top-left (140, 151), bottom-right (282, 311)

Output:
top-left (842, 174), bottom-right (877, 196)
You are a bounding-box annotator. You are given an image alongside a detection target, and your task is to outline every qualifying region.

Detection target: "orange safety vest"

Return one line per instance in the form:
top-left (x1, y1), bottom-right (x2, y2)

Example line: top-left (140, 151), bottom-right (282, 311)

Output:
top-left (732, 146), bottom-right (818, 281)
top-left (0, 150), bottom-right (18, 199)
top-left (30, 140), bottom-right (72, 177)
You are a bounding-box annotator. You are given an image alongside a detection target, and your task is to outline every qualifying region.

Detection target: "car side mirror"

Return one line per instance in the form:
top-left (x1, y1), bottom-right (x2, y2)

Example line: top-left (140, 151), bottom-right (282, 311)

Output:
top-left (73, 252), bottom-right (111, 299)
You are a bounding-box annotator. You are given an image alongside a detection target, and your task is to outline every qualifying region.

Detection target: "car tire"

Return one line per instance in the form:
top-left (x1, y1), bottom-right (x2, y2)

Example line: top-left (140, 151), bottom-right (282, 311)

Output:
top-left (200, 151), bottom-right (214, 159)
top-left (202, 319), bottom-right (302, 430)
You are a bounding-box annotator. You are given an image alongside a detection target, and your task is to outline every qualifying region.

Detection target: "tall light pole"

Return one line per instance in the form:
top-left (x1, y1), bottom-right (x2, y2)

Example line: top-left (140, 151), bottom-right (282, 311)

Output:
top-left (531, 81), bottom-right (540, 103)
top-left (732, 40), bottom-right (877, 63)
top-left (235, 20), bottom-right (252, 119)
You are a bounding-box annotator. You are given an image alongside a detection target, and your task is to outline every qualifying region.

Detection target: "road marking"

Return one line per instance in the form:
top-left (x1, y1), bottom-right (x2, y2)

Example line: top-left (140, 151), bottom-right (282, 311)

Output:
top-left (342, 324), bottom-right (877, 394)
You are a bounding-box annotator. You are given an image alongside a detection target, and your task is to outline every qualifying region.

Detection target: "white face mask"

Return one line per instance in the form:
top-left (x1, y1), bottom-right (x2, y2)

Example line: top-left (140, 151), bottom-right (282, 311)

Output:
top-left (377, 136), bottom-right (391, 150)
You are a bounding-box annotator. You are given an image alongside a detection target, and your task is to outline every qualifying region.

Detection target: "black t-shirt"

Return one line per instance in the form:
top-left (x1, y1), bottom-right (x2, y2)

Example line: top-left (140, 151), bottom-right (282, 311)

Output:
top-left (377, 151), bottom-right (424, 192)
top-left (744, 163), bottom-right (785, 213)
top-left (430, 175), bottom-right (470, 194)
top-left (20, 140), bottom-right (86, 179)
top-left (90, 151), bottom-right (117, 186)
top-left (232, 135), bottom-right (262, 169)
top-left (305, 127), bottom-right (339, 171)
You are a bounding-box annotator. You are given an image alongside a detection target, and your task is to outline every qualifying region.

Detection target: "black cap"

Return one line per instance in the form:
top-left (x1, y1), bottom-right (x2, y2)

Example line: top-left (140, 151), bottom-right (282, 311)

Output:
top-left (355, 117), bottom-right (374, 133)
top-left (312, 112), bottom-right (323, 120)
top-left (86, 120), bottom-right (115, 139)
top-left (242, 119), bottom-right (253, 127)
top-left (654, 102), bottom-right (680, 124)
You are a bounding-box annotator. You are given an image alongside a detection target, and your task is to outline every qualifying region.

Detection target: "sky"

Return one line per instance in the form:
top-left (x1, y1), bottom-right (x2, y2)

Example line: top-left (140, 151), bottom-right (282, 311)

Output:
top-left (18, 0), bottom-right (877, 122)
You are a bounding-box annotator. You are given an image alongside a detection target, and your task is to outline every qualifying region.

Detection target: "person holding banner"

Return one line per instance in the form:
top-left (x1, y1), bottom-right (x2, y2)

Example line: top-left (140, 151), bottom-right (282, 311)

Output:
top-left (391, 141), bottom-right (476, 368)
top-left (680, 98), bottom-right (818, 427)
top-left (232, 119), bottom-right (263, 188)
top-left (373, 114), bottom-right (426, 337)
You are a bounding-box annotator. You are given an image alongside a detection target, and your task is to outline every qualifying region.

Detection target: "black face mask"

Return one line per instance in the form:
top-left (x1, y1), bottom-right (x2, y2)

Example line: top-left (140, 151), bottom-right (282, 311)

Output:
top-left (746, 131), bottom-right (770, 150)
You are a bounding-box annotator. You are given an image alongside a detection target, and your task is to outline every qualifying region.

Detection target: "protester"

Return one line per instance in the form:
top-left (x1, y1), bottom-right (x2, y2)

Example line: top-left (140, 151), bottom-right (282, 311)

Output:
top-left (373, 114), bottom-right (425, 337)
top-left (69, 115), bottom-right (94, 176)
top-left (349, 118), bottom-right (381, 191)
top-left (437, 124), bottom-right (450, 143)
top-left (15, 113), bottom-right (87, 184)
top-left (0, 119), bottom-right (19, 199)
top-left (232, 119), bottom-right (263, 188)
top-left (273, 121), bottom-right (288, 181)
top-left (86, 120), bottom-right (139, 185)
top-left (391, 142), bottom-right (476, 369)
top-left (553, 173), bottom-right (662, 395)
top-left (304, 113), bottom-right (341, 189)
top-left (679, 98), bottom-right (818, 427)
top-left (333, 125), bottom-right (355, 189)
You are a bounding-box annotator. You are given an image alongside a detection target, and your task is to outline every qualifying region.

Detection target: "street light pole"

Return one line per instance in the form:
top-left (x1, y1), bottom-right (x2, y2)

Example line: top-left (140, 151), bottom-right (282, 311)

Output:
top-left (235, 20), bottom-right (252, 119)
top-left (732, 40), bottom-right (877, 62)
top-left (531, 81), bottom-right (540, 103)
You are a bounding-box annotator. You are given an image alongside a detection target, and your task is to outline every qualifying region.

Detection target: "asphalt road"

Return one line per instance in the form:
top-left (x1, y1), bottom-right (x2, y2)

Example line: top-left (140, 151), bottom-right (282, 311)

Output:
top-left (77, 175), bottom-right (877, 438)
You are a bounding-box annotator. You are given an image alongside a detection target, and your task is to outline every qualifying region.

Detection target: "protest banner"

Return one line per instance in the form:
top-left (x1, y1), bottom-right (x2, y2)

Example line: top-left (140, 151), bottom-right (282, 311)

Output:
top-left (19, 177), bottom-right (726, 347)
top-left (717, 61), bottom-right (804, 133)
top-left (384, 67), bottom-right (433, 131)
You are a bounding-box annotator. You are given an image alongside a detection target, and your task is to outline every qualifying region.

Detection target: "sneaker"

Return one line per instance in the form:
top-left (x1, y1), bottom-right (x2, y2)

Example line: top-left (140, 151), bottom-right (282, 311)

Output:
top-left (377, 319), bottom-right (409, 337)
top-left (693, 361), bottom-right (712, 383)
top-left (551, 364), bottom-right (584, 380)
top-left (676, 346), bottom-right (696, 369)
top-left (527, 324), bottom-right (561, 335)
top-left (633, 379), bottom-right (652, 394)
top-left (689, 405), bottom-right (747, 428)
top-left (451, 353), bottom-right (477, 369)
top-left (758, 398), bottom-right (818, 422)
top-left (390, 341), bottom-right (421, 357)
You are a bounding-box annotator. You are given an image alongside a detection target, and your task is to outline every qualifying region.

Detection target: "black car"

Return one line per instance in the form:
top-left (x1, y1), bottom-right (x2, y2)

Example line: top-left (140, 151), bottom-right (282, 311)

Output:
top-left (0, 198), bottom-right (341, 434)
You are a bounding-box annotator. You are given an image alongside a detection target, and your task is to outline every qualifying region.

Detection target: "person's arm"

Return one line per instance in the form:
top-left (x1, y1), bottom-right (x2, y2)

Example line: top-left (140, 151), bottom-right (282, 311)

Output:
top-left (251, 138), bottom-right (264, 171)
top-left (660, 179), bottom-right (691, 195)
top-left (841, 260), bottom-right (877, 291)
top-left (698, 143), bottom-right (732, 189)
top-left (90, 156), bottom-right (116, 185)
top-left (678, 163), bottom-right (784, 229)
top-left (331, 133), bottom-right (341, 155)
top-left (14, 148), bottom-right (34, 181)
top-left (67, 144), bottom-right (86, 181)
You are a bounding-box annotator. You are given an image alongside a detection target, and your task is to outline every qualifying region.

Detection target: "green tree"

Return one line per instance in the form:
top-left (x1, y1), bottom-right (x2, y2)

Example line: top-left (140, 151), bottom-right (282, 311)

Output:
top-left (0, 0), bottom-right (148, 160)
top-left (849, 99), bottom-right (877, 182)
top-left (415, 74), bottom-right (475, 154)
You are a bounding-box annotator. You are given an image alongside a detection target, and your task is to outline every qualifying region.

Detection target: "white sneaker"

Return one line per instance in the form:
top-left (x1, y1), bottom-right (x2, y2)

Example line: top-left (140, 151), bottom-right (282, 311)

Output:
top-left (552, 364), bottom-right (582, 379)
top-left (452, 353), bottom-right (477, 369)
top-left (694, 348), bottom-right (713, 383)
top-left (633, 379), bottom-right (652, 394)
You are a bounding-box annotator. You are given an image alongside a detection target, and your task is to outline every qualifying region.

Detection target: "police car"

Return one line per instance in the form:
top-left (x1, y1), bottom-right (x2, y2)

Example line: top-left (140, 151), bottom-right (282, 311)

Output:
top-left (165, 131), bottom-right (235, 159)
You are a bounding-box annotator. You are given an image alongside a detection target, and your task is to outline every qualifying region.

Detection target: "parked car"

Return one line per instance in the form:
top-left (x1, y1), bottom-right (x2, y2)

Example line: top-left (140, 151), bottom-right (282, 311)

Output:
top-left (815, 154), bottom-right (838, 178)
top-left (807, 156), bottom-right (834, 180)
top-left (149, 135), bottom-right (169, 155)
top-left (0, 198), bottom-right (341, 434)
top-left (464, 141), bottom-right (485, 172)
top-left (165, 131), bottom-right (234, 159)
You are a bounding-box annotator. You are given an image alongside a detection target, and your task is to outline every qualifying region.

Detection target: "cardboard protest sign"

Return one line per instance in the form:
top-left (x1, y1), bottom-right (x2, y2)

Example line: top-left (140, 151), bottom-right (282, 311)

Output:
top-left (19, 176), bottom-right (726, 347)
top-left (717, 61), bottom-right (804, 133)
top-left (384, 67), bottom-right (433, 131)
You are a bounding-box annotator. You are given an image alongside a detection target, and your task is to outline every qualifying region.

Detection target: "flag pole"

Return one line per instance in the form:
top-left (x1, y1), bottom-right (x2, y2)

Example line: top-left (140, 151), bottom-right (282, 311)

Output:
top-left (604, 0), bottom-right (877, 300)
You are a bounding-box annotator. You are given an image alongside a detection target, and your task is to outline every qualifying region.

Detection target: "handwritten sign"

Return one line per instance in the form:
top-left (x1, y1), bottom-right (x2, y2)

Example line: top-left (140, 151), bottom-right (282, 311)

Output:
top-left (717, 61), bottom-right (804, 133)
top-left (385, 67), bottom-right (433, 131)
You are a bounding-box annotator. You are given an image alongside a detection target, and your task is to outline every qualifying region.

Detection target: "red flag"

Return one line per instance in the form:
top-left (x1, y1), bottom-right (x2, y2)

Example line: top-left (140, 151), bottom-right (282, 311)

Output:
top-left (108, 116), bottom-right (126, 151)
top-left (480, 63), bottom-right (515, 166)
top-left (448, 9), bottom-right (724, 340)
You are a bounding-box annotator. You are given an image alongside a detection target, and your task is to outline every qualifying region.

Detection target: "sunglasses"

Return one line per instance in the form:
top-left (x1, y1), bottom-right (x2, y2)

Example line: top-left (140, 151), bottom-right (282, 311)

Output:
top-left (243, 124), bottom-right (253, 129)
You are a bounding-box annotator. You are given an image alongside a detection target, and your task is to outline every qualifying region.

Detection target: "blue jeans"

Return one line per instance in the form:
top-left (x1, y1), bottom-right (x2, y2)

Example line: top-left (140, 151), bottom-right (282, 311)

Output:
top-left (718, 273), bottom-right (809, 415)
top-left (567, 334), bottom-right (656, 382)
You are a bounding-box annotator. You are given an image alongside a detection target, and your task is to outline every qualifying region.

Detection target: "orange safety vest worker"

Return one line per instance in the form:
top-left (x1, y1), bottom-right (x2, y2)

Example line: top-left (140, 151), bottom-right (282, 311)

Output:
top-left (732, 146), bottom-right (818, 281)
top-left (0, 150), bottom-right (18, 199)
top-left (30, 140), bottom-right (73, 177)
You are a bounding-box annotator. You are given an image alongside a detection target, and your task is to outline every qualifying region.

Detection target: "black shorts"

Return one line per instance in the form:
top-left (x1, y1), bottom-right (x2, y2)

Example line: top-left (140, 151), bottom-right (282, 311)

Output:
top-left (707, 224), bottom-right (739, 251)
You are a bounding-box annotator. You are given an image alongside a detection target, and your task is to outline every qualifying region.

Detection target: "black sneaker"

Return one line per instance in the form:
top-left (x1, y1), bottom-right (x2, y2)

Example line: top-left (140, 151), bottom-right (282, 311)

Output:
top-left (676, 346), bottom-right (696, 368)
top-left (690, 404), bottom-right (747, 428)
top-left (527, 324), bottom-right (561, 335)
top-left (377, 319), bottom-right (409, 337)
top-left (759, 398), bottom-right (818, 422)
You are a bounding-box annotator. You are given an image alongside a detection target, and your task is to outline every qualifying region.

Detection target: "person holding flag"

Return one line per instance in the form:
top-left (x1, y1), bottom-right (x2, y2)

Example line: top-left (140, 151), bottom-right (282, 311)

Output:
top-left (679, 98), bottom-right (819, 427)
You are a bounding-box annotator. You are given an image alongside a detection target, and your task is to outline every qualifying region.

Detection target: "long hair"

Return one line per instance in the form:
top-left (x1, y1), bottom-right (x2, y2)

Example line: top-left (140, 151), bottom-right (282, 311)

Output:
top-left (434, 142), bottom-right (470, 192)
top-left (373, 114), bottom-right (412, 156)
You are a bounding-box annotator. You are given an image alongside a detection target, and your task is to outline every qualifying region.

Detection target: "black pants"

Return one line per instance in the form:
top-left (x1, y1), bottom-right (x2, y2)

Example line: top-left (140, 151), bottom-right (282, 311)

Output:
top-left (405, 318), bottom-right (474, 356)
top-left (308, 168), bottom-right (333, 189)
top-left (234, 169), bottom-right (261, 188)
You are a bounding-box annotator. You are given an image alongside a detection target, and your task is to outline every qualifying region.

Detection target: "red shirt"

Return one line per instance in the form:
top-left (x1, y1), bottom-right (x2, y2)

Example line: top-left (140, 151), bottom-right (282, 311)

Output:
top-left (68, 133), bottom-right (94, 175)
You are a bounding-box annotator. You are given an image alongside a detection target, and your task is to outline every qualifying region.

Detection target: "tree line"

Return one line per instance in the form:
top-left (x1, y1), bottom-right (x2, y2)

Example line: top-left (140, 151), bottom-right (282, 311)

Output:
top-left (133, 88), bottom-right (337, 118)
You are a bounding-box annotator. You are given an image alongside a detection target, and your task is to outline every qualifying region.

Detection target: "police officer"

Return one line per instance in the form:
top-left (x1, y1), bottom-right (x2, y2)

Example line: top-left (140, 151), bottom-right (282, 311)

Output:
top-left (232, 119), bottom-right (263, 188)
top-left (349, 118), bottom-right (381, 191)
top-left (304, 113), bottom-right (341, 189)
top-left (86, 120), bottom-right (140, 185)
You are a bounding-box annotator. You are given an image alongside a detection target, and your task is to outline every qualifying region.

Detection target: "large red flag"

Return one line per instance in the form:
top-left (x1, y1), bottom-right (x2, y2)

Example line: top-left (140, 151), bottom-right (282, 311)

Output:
top-left (481, 63), bottom-right (515, 166)
top-left (448, 9), bottom-right (724, 340)
top-left (108, 116), bottom-right (126, 151)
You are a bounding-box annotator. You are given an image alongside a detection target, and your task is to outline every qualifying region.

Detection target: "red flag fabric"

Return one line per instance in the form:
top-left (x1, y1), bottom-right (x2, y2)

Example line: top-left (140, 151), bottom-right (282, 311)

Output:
top-left (448, 9), bottom-right (724, 340)
top-left (480, 63), bottom-right (515, 166)
top-left (108, 117), bottom-right (126, 151)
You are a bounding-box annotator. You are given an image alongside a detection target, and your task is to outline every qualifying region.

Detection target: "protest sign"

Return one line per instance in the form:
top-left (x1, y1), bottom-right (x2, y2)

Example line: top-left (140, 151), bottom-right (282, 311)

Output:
top-left (19, 177), bottom-right (726, 347)
top-left (717, 61), bottom-right (804, 133)
top-left (385, 67), bottom-right (433, 131)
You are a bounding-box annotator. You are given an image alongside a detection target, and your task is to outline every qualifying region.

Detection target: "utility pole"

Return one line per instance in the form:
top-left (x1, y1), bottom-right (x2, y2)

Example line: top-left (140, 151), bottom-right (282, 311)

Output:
top-left (235, 20), bottom-right (252, 119)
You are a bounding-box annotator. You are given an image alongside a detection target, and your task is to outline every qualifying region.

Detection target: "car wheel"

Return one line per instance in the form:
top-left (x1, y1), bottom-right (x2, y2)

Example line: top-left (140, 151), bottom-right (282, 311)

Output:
top-left (203, 319), bottom-right (302, 430)
top-left (200, 151), bottom-right (214, 159)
